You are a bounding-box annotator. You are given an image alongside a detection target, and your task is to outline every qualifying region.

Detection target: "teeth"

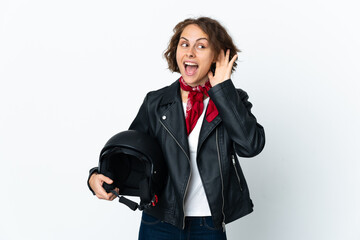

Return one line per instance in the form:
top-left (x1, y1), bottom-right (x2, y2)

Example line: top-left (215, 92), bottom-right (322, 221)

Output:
top-left (185, 62), bottom-right (198, 66)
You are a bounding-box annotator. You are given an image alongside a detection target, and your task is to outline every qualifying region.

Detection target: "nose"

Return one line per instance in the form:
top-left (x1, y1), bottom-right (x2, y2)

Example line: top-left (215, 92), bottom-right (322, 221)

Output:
top-left (186, 46), bottom-right (196, 58)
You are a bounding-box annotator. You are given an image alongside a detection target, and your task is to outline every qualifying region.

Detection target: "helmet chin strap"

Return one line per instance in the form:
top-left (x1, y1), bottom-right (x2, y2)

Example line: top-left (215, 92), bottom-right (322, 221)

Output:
top-left (107, 174), bottom-right (158, 211)
top-left (110, 190), bottom-right (139, 211)
top-left (110, 189), bottom-right (158, 211)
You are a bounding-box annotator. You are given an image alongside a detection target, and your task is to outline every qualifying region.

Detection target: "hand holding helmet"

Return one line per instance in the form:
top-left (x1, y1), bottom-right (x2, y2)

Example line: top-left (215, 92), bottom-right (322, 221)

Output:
top-left (89, 172), bottom-right (119, 201)
top-left (96, 130), bottom-right (167, 210)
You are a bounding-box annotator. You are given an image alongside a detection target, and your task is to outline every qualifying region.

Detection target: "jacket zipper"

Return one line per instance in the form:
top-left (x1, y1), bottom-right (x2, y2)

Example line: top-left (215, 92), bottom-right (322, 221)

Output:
top-left (159, 120), bottom-right (191, 230)
top-left (216, 128), bottom-right (226, 232)
top-left (232, 155), bottom-right (243, 191)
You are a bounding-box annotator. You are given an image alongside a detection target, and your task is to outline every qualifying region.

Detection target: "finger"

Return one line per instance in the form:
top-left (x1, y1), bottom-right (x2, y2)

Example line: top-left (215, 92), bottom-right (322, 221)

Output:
top-left (93, 175), bottom-right (112, 200)
top-left (207, 71), bottom-right (214, 81)
top-left (225, 49), bottom-right (231, 62)
top-left (96, 192), bottom-right (110, 200)
top-left (108, 187), bottom-right (120, 201)
top-left (229, 54), bottom-right (238, 67)
top-left (216, 49), bottom-right (225, 64)
top-left (99, 174), bottom-right (113, 185)
top-left (95, 187), bottom-right (111, 200)
top-left (108, 192), bottom-right (117, 201)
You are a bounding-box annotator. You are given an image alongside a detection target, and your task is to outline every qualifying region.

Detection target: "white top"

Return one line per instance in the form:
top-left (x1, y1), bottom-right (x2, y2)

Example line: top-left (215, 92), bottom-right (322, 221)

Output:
top-left (183, 97), bottom-right (212, 216)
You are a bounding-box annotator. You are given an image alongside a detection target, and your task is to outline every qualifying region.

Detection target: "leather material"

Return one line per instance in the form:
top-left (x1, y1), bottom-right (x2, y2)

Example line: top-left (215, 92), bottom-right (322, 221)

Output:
top-left (88, 79), bottom-right (265, 229)
top-left (126, 79), bottom-right (265, 229)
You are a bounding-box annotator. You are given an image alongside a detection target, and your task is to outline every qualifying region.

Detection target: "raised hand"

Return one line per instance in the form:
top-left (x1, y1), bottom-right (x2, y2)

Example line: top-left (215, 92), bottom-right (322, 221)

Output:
top-left (208, 49), bottom-right (237, 87)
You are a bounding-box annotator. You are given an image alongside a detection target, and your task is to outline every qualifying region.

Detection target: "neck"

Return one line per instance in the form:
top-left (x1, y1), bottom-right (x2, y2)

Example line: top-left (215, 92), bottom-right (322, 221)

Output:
top-left (181, 75), bottom-right (209, 88)
top-left (180, 89), bottom-right (208, 103)
top-left (180, 89), bottom-right (189, 103)
top-left (187, 80), bottom-right (208, 88)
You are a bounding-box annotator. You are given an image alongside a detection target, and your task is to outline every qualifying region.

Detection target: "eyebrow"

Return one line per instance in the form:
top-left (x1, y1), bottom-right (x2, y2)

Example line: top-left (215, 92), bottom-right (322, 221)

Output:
top-left (180, 37), bottom-right (208, 42)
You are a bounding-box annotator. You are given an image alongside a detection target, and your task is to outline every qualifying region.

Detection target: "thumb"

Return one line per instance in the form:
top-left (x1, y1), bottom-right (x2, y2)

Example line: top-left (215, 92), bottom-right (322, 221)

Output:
top-left (99, 174), bottom-right (113, 185)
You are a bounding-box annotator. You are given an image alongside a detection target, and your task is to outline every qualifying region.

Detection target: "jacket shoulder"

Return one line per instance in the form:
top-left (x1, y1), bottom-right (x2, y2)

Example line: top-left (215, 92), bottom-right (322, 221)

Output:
top-left (146, 85), bottom-right (171, 99)
top-left (145, 79), bottom-right (179, 104)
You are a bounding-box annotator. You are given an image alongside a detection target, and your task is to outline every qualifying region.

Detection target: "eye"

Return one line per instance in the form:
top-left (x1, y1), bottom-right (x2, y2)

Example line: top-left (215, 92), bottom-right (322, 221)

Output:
top-left (197, 45), bottom-right (205, 49)
top-left (180, 42), bottom-right (188, 47)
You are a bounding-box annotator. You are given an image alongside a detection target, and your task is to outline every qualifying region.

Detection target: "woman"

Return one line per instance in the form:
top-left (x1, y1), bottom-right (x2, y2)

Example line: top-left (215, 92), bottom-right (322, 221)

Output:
top-left (88, 17), bottom-right (265, 239)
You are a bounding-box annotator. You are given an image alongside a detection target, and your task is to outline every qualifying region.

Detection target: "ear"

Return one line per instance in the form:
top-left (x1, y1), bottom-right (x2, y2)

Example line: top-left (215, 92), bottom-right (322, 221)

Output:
top-left (212, 51), bottom-right (221, 63)
top-left (210, 63), bottom-right (216, 75)
top-left (212, 53), bottom-right (217, 63)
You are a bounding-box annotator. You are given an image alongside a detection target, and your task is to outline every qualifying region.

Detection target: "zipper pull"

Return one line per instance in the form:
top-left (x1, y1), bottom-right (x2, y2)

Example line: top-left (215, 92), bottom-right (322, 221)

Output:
top-left (222, 222), bottom-right (226, 232)
top-left (232, 155), bottom-right (236, 165)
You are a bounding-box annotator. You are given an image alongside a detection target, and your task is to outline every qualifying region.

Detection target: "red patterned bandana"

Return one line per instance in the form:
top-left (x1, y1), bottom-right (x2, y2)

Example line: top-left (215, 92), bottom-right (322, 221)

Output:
top-left (179, 77), bottom-right (219, 135)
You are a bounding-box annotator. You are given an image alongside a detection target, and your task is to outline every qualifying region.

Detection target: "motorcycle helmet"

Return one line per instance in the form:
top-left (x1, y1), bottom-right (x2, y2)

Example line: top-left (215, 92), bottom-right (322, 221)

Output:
top-left (98, 130), bottom-right (167, 210)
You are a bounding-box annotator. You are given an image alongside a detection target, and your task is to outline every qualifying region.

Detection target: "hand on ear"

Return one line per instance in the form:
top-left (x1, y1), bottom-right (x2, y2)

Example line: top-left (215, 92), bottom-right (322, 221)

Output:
top-left (208, 49), bottom-right (237, 87)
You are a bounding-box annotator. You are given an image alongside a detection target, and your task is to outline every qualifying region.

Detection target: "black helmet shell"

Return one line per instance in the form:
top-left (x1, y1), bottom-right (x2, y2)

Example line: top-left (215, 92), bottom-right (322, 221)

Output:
top-left (98, 130), bottom-right (167, 209)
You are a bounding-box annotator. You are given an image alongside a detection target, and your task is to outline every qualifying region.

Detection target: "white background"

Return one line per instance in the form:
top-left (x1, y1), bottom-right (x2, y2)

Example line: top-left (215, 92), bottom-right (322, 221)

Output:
top-left (1, 0), bottom-right (359, 239)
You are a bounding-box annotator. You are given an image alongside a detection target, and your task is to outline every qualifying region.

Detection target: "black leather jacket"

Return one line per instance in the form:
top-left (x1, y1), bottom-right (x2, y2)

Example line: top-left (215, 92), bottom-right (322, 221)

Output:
top-left (88, 79), bottom-right (265, 230)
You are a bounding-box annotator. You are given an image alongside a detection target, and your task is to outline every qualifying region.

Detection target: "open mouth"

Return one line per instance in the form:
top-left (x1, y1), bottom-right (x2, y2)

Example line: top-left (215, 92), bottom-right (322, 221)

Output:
top-left (184, 62), bottom-right (198, 76)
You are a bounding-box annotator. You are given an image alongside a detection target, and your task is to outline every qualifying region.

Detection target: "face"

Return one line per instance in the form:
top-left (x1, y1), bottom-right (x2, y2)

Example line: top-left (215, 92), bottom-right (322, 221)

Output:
top-left (176, 24), bottom-right (215, 87)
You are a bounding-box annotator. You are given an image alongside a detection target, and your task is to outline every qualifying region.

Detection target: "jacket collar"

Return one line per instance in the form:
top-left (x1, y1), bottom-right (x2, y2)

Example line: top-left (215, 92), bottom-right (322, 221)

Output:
top-left (159, 78), bottom-right (222, 156)
top-left (159, 79), bottom-right (182, 106)
top-left (158, 79), bottom-right (190, 157)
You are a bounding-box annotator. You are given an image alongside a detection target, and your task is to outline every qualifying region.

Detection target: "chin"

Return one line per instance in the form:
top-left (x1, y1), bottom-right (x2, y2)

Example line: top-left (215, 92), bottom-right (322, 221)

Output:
top-left (181, 74), bottom-right (207, 87)
top-left (182, 77), bottom-right (198, 86)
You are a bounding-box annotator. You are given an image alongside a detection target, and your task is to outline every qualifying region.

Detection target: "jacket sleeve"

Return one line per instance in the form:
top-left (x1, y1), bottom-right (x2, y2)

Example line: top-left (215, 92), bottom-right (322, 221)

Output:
top-left (128, 94), bottom-right (151, 135)
top-left (208, 79), bottom-right (265, 157)
top-left (87, 167), bottom-right (98, 195)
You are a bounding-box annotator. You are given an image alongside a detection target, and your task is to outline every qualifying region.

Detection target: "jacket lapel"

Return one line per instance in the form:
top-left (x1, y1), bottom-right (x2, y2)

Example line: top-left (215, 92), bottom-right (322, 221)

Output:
top-left (197, 114), bottom-right (222, 154)
top-left (158, 80), bottom-right (223, 157)
top-left (159, 80), bottom-right (190, 158)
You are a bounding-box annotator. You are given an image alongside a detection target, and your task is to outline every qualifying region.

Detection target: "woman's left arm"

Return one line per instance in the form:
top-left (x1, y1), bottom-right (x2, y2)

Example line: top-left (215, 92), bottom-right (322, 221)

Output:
top-left (208, 79), bottom-right (265, 157)
top-left (207, 50), bottom-right (265, 157)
